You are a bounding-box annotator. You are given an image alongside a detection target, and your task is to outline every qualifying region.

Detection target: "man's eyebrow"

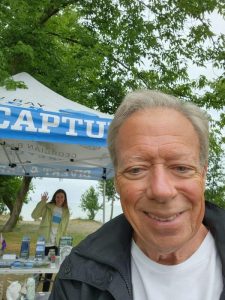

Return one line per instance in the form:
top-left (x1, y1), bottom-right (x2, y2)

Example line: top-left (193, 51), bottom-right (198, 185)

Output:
top-left (126, 155), bottom-right (147, 162)
top-left (122, 154), bottom-right (196, 167)
top-left (160, 148), bottom-right (193, 158)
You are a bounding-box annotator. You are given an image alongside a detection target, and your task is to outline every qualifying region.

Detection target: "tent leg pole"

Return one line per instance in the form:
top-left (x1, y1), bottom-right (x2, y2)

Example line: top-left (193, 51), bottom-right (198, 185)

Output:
top-left (103, 179), bottom-right (106, 224)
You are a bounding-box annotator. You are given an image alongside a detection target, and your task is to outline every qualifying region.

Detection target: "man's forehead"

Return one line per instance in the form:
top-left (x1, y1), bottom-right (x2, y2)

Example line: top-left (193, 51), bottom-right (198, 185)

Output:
top-left (118, 145), bottom-right (198, 162)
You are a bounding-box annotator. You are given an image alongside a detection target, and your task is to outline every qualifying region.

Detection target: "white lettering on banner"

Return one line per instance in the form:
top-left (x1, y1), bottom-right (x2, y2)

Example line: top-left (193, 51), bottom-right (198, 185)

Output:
top-left (11, 110), bottom-right (37, 132)
top-left (0, 106), bottom-right (111, 139)
top-left (62, 117), bottom-right (83, 136)
top-left (38, 113), bottom-right (60, 133)
top-left (85, 120), bottom-right (106, 138)
top-left (0, 107), bottom-right (10, 128)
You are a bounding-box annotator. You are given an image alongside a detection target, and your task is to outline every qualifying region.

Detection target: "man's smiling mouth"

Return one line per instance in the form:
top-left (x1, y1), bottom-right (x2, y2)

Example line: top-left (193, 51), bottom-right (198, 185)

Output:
top-left (144, 212), bottom-right (183, 222)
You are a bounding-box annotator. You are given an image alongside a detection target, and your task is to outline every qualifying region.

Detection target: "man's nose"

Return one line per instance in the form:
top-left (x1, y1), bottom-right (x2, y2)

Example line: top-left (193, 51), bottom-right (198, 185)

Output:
top-left (146, 164), bottom-right (177, 202)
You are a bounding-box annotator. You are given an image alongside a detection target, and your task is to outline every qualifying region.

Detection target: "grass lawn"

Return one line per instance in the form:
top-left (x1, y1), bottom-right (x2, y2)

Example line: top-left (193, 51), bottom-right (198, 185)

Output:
top-left (0, 216), bottom-right (102, 256)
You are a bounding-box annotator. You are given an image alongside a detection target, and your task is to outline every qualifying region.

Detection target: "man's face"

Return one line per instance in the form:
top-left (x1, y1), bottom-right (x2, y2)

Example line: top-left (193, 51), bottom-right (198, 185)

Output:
top-left (115, 108), bottom-right (207, 257)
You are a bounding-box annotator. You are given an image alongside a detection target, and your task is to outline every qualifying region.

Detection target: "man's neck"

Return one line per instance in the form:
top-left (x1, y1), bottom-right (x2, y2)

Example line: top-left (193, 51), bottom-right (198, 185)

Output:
top-left (134, 224), bottom-right (209, 265)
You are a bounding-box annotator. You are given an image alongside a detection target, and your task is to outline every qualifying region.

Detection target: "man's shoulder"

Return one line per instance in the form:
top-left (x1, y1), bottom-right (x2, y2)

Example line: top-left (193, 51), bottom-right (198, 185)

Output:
top-left (56, 214), bottom-right (133, 288)
top-left (204, 201), bottom-right (225, 238)
top-left (205, 201), bottom-right (225, 220)
top-left (61, 214), bottom-right (132, 269)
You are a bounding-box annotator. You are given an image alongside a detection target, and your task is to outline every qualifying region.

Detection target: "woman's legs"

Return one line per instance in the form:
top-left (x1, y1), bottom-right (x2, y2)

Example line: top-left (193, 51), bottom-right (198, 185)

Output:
top-left (42, 246), bottom-right (58, 292)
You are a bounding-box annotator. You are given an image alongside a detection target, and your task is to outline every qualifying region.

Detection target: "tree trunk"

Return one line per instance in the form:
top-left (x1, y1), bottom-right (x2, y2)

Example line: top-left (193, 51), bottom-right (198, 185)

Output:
top-left (2, 176), bottom-right (32, 232)
top-left (2, 196), bottom-right (14, 215)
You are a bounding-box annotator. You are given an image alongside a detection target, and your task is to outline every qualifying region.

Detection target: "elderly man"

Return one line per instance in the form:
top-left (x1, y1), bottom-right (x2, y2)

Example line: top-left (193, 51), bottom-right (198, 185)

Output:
top-left (50, 90), bottom-right (225, 300)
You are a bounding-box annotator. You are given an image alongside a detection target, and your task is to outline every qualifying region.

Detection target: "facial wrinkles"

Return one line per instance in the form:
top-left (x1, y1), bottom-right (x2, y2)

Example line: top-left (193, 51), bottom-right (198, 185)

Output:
top-left (118, 152), bottom-right (204, 217)
top-left (116, 108), bottom-right (201, 166)
top-left (118, 131), bottom-right (199, 163)
top-left (119, 147), bottom-right (198, 174)
top-left (115, 109), bottom-right (207, 263)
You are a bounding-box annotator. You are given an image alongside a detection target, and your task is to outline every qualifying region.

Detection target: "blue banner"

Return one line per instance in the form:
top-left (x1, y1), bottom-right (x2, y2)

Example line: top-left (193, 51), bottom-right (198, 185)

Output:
top-left (0, 104), bottom-right (112, 146)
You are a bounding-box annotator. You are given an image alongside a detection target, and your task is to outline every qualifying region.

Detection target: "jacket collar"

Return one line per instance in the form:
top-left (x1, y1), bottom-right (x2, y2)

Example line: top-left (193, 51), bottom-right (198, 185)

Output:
top-left (75, 213), bottom-right (133, 278)
top-left (47, 202), bottom-right (68, 215)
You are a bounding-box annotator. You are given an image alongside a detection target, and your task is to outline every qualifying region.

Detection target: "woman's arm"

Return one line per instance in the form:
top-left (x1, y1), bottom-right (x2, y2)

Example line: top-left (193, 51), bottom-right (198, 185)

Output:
top-left (31, 192), bottom-right (49, 219)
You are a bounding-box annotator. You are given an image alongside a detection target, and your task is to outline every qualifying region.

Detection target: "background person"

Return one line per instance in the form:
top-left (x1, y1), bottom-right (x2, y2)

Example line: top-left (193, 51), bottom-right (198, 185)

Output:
top-left (49, 90), bottom-right (225, 300)
top-left (31, 188), bottom-right (70, 292)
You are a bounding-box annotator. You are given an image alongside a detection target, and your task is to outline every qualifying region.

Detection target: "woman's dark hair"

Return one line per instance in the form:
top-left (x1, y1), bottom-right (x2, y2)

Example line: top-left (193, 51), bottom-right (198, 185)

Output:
top-left (49, 189), bottom-right (68, 208)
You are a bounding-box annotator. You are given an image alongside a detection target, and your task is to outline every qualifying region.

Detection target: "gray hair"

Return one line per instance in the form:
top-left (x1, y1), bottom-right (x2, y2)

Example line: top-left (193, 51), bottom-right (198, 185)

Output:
top-left (107, 90), bottom-right (209, 169)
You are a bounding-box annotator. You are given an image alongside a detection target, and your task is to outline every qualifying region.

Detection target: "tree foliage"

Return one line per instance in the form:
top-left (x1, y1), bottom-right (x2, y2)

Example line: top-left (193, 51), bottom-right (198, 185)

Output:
top-left (0, 175), bottom-right (32, 214)
top-left (0, 0), bottom-right (224, 113)
top-left (205, 123), bottom-right (225, 208)
top-left (2, 176), bottom-right (32, 232)
top-left (80, 186), bottom-right (102, 220)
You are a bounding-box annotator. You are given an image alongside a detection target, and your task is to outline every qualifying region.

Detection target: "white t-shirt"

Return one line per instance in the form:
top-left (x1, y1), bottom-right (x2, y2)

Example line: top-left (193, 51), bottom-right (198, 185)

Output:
top-left (131, 232), bottom-right (223, 300)
top-left (46, 206), bottom-right (62, 246)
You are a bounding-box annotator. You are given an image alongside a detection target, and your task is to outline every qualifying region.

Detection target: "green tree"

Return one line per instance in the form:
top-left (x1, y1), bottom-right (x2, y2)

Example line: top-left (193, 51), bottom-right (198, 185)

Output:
top-left (80, 186), bottom-right (102, 220)
top-left (0, 0), bottom-right (224, 112)
top-left (1, 176), bottom-right (33, 232)
top-left (205, 124), bottom-right (225, 208)
top-left (0, 176), bottom-right (27, 214)
top-left (98, 179), bottom-right (119, 220)
top-left (0, 176), bottom-right (33, 214)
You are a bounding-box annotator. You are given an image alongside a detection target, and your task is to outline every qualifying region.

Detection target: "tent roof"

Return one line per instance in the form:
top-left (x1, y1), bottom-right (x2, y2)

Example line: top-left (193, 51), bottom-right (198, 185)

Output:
top-left (0, 73), bottom-right (114, 180)
top-left (6, 72), bottom-right (112, 117)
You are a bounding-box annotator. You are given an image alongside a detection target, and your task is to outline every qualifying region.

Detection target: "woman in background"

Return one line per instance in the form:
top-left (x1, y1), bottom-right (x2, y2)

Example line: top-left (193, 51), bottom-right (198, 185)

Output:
top-left (31, 189), bottom-right (70, 292)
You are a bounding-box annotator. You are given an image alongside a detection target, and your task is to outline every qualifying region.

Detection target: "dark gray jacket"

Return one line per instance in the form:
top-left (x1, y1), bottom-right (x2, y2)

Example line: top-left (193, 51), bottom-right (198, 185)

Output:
top-left (49, 202), bottom-right (225, 300)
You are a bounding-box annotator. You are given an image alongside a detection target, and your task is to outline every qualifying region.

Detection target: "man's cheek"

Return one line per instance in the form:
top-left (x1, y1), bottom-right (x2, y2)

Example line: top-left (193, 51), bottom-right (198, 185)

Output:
top-left (121, 186), bottom-right (136, 200)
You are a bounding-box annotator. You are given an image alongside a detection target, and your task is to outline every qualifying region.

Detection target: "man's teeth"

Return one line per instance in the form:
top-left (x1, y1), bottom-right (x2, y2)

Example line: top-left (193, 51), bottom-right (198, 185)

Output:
top-left (147, 213), bottom-right (180, 222)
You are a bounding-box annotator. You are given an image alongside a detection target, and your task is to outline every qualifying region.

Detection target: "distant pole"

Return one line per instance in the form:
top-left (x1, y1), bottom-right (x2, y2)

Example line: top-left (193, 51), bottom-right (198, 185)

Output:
top-left (102, 168), bottom-right (106, 224)
top-left (103, 179), bottom-right (106, 224)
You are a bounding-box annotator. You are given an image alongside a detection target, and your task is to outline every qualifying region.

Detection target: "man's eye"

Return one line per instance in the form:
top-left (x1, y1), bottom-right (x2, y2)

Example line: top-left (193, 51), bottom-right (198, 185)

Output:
top-left (123, 167), bottom-right (146, 179)
top-left (176, 166), bottom-right (189, 172)
top-left (128, 168), bottom-right (142, 174)
top-left (173, 165), bottom-right (195, 175)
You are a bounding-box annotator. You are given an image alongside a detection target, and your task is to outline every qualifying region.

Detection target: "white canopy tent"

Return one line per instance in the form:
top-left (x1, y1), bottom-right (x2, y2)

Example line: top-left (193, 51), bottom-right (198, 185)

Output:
top-left (0, 72), bottom-right (114, 222)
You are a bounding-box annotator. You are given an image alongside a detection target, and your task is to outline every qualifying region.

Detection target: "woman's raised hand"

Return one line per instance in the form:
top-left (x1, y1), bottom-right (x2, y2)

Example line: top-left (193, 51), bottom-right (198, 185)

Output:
top-left (41, 192), bottom-right (49, 202)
